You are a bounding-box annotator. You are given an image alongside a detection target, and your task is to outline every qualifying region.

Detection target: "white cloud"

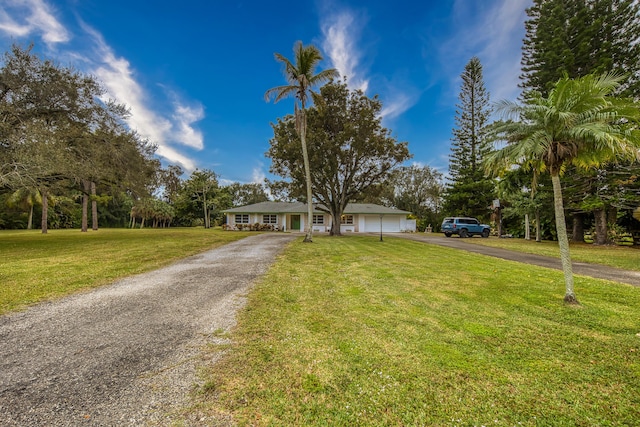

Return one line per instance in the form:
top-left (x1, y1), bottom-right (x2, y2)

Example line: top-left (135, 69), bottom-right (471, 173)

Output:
top-left (171, 102), bottom-right (204, 150)
top-left (80, 22), bottom-right (203, 171)
top-left (155, 145), bottom-right (196, 172)
top-left (252, 166), bottom-right (266, 184)
top-left (320, 10), bottom-right (369, 92)
top-left (319, 7), bottom-right (419, 121)
top-left (0, 0), bottom-right (69, 45)
top-left (0, 1), bottom-right (204, 172)
top-left (380, 92), bottom-right (415, 120)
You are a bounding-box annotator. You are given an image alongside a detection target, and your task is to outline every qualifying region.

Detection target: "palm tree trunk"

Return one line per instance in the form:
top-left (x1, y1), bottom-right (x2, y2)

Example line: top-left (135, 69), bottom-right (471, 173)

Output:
top-left (535, 210), bottom-right (541, 242)
top-left (300, 109), bottom-right (313, 243)
top-left (524, 214), bottom-right (530, 240)
top-left (27, 204), bottom-right (33, 230)
top-left (551, 172), bottom-right (578, 304)
top-left (91, 181), bottom-right (98, 231)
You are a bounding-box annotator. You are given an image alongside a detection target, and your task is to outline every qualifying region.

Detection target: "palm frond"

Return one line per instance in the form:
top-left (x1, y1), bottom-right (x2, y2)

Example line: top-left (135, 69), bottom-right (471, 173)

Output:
top-left (264, 84), bottom-right (297, 103)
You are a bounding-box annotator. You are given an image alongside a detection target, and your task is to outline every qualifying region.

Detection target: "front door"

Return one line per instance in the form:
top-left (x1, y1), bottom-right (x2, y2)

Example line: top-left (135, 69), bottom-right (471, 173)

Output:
top-left (291, 215), bottom-right (301, 231)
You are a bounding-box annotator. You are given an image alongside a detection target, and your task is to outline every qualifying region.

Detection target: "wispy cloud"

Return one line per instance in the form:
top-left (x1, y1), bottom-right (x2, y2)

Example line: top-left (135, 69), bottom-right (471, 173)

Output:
top-left (0, 0), bottom-right (205, 172)
top-left (319, 7), bottom-right (418, 121)
top-left (320, 9), bottom-right (369, 92)
top-left (252, 165), bottom-right (266, 185)
top-left (0, 0), bottom-right (69, 45)
top-left (440, 0), bottom-right (529, 103)
top-left (171, 101), bottom-right (205, 150)
top-left (379, 92), bottom-right (413, 120)
top-left (80, 22), bottom-right (205, 171)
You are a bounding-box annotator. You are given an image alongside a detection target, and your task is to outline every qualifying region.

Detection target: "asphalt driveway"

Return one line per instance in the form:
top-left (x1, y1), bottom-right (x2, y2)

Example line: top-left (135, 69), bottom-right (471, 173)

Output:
top-left (0, 233), bottom-right (297, 426)
top-left (392, 233), bottom-right (640, 287)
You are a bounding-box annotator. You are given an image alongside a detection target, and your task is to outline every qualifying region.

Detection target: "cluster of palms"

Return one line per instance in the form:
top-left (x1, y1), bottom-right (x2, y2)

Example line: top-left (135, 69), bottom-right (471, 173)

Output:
top-left (129, 198), bottom-right (175, 229)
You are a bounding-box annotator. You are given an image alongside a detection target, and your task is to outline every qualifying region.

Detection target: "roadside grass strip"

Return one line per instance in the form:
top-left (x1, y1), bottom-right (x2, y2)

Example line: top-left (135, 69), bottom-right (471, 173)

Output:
top-left (0, 228), bottom-right (254, 314)
top-left (462, 236), bottom-right (640, 272)
top-left (202, 235), bottom-right (640, 426)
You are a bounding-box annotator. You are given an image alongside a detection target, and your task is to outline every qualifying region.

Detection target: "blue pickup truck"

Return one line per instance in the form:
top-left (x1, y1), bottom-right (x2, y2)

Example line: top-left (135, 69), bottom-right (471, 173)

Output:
top-left (441, 217), bottom-right (490, 238)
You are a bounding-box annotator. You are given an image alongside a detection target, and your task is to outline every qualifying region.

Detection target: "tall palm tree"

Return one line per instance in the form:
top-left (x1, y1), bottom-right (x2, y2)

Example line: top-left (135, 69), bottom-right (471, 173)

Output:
top-left (486, 73), bottom-right (640, 304)
top-left (265, 41), bottom-right (338, 242)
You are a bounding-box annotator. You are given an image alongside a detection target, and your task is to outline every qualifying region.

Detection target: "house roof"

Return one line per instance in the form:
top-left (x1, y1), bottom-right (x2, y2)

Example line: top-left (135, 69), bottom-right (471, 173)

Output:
top-left (223, 202), bottom-right (411, 216)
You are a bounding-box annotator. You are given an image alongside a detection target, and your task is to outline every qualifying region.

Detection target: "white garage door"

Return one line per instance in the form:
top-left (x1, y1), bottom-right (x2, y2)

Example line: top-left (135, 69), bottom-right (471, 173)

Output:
top-left (363, 215), bottom-right (401, 232)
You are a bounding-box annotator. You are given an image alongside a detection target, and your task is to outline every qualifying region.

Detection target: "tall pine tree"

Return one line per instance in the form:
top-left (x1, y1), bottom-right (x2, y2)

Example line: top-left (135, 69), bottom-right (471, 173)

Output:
top-left (444, 57), bottom-right (495, 221)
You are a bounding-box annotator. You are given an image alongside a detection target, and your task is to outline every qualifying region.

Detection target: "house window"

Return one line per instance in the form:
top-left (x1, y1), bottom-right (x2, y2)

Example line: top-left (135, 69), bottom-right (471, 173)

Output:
top-left (312, 215), bottom-right (324, 225)
top-left (235, 214), bottom-right (249, 224)
top-left (263, 214), bottom-right (277, 224)
top-left (341, 214), bottom-right (354, 225)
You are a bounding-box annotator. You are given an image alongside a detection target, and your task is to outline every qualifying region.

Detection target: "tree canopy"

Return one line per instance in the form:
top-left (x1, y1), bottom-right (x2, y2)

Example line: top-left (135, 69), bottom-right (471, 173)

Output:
top-left (267, 79), bottom-right (411, 235)
top-left (0, 45), bottom-right (159, 233)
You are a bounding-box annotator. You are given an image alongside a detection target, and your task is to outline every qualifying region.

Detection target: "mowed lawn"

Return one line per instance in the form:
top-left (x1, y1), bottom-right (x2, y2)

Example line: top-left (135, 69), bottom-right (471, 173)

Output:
top-left (201, 235), bottom-right (640, 426)
top-left (0, 228), bottom-right (255, 314)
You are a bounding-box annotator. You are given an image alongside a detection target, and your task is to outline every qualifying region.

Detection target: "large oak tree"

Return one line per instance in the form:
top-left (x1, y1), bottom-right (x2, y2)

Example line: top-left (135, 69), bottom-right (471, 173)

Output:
top-left (267, 80), bottom-right (411, 235)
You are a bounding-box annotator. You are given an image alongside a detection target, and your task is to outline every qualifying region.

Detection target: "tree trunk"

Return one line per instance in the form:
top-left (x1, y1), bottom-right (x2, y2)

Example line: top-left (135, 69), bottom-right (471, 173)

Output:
top-left (329, 212), bottom-right (341, 236)
top-left (594, 208), bottom-right (608, 245)
top-left (81, 180), bottom-right (89, 232)
top-left (41, 189), bottom-right (48, 234)
top-left (203, 190), bottom-right (209, 229)
top-left (299, 108), bottom-right (314, 243)
top-left (551, 172), bottom-right (577, 304)
top-left (535, 210), bottom-right (541, 242)
top-left (607, 206), bottom-right (617, 225)
top-left (571, 213), bottom-right (584, 243)
top-left (27, 204), bottom-right (33, 230)
top-left (524, 214), bottom-right (530, 240)
top-left (91, 181), bottom-right (98, 231)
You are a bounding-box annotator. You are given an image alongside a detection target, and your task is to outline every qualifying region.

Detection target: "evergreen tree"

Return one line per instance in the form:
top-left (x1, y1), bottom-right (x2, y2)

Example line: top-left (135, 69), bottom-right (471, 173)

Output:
top-left (444, 57), bottom-right (495, 221)
top-left (521, 0), bottom-right (640, 97)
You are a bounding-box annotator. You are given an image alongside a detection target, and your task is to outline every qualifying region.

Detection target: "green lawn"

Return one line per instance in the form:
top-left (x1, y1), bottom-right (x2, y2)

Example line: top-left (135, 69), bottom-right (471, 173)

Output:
top-left (0, 228), bottom-right (255, 314)
top-left (460, 235), bottom-right (640, 271)
top-left (200, 235), bottom-right (640, 426)
top-left (2, 229), bottom-right (639, 425)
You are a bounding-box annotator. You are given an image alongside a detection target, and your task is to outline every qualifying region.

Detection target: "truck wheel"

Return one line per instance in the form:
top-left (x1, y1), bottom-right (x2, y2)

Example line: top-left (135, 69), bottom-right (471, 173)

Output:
top-left (482, 229), bottom-right (490, 238)
top-left (444, 232), bottom-right (452, 237)
top-left (459, 229), bottom-right (468, 238)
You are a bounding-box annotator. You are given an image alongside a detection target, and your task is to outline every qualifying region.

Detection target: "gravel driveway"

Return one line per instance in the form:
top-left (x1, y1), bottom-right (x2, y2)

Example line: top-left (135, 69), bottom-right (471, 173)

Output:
top-left (0, 233), bottom-right (296, 426)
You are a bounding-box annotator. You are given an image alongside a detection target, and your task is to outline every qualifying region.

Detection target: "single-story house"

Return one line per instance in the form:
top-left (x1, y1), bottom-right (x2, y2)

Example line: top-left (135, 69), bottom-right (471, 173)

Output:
top-left (223, 202), bottom-right (415, 233)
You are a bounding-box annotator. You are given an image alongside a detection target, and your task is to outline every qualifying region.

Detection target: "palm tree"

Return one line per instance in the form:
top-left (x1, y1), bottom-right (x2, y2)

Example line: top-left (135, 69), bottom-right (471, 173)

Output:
top-left (486, 73), bottom-right (640, 304)
top-left (7, 187), bottom-right (42, 230)
top-left (265, 41), bottom-right (338, 242)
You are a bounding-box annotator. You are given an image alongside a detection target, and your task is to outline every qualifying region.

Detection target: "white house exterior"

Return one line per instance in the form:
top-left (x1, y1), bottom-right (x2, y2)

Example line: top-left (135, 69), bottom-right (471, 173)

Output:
top-left (223, 202), bottom-right (415, 233)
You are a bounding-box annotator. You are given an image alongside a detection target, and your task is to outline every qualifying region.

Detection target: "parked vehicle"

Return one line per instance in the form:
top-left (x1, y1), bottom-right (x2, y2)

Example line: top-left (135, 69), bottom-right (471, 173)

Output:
top-left (441, 217), bottom-right (490, 238)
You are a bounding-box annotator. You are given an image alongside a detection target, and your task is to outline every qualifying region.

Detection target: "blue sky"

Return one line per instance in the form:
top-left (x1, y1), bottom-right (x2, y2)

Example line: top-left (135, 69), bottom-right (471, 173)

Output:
top-left (0, 0), bottom-right (530, 185)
